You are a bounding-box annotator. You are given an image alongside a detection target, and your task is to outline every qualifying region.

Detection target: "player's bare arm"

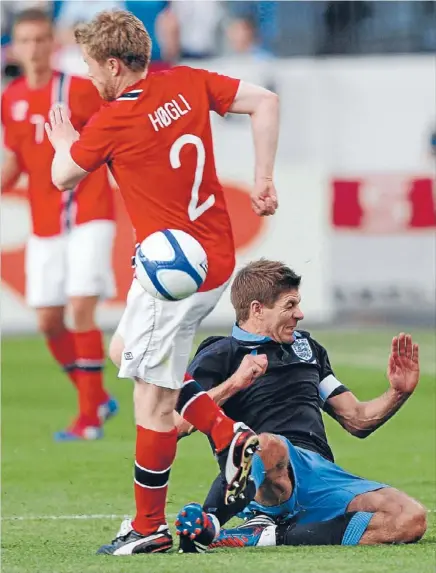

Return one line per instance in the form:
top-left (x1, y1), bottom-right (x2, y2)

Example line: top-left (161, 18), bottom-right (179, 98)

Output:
top-left (327, 333), bottom-right (419, 438)
top-left (1, 148), bottom-right (22, 191)
top-left (45, 103), bottom-right (87, 190)
top-left (229, 81), bottom-right (279, 217)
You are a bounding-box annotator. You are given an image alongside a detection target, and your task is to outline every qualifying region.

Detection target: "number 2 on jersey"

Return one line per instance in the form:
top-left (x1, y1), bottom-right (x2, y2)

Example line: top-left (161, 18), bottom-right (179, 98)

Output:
top-left (170, 134), bottom-right (215, 221)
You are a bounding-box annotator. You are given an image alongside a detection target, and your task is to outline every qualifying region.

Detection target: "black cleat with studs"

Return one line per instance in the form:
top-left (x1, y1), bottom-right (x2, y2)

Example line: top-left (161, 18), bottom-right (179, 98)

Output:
top-left (220, 424), bottom-right (260, 505)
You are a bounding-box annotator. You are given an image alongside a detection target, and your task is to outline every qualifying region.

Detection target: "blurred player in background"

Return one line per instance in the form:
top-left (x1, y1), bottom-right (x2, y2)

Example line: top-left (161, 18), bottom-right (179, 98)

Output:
top-left (1, 9), bottom-right (118, 442)
top-left (45, 9), bottom-right (279, 556)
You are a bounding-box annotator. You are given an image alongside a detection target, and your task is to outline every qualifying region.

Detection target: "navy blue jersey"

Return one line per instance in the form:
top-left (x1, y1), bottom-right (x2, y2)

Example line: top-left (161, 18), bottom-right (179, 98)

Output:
top-left (188, 326), bottom-right (349, 462)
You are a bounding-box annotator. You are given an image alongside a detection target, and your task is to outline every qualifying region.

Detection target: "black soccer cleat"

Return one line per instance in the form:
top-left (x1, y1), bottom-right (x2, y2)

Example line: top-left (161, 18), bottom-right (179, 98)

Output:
top-left (222, 423), bottom-right (260, 505)
top-left (175, 502), bottom-right (220, 553)
top-left (96, 519), bottom-right (173, 556)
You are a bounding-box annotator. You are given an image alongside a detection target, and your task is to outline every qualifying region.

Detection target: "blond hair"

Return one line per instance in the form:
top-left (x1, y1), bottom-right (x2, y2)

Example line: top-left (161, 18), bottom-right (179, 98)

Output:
top-left (74, 10), bottom-right (151, 72)
top-left (231, 259), bottom-right (301, 323)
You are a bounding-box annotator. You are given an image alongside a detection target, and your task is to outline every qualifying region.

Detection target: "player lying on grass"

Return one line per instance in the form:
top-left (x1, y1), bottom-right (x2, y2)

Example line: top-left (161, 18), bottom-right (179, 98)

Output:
top-left (174, 259), bottom-right (427, 551)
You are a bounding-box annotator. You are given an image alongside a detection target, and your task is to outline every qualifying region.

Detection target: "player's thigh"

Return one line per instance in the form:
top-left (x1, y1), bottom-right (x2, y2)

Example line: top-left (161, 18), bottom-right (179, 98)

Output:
top-left (118, 280), bottom-right (227, 389)
top-left (109, 331), bottom-right (125, 368)
top-left (185, 280), bottom-right (229, 326)
top-left (66, 220), bottom-right (116, 299)
top-left (109, 274), bottom-right (144, 369)
top-left (25, 234), bottom-right (67, 308)
top-left (348, 487), bottom-right (425, 516)
top-left (167, 282), bottom-right (229, 381)
top-left (292, 448), bottom-right (389, 524)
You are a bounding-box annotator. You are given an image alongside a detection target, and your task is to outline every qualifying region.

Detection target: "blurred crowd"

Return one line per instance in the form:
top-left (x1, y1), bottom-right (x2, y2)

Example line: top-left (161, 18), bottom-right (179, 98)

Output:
top-left (2, 1), bottom-right (435, 78)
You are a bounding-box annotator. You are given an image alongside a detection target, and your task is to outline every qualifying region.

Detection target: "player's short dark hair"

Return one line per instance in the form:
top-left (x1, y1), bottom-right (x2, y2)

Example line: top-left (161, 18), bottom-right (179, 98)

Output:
top-left (74, 10), bottom-right (151, 72)
top-left (13, 8), bottom-right (53, 31)
top-left (231, 259), bottom-right (301, 323)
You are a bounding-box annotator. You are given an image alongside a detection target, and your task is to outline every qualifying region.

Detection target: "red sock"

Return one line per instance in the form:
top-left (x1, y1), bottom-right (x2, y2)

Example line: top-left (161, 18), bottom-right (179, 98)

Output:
top-left (132, 425), bottom-right (177, 535)
top-left (74, 329), bottom-right (109, 426)
top-left (179, 376), bottom-right (235, 452)
top-left (47, 329), bottom-right (78, 387)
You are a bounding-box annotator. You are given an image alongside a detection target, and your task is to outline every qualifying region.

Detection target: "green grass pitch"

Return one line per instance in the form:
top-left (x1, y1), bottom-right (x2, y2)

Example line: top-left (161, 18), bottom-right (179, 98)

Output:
top-left (2, 330), bottom-right (435, 573)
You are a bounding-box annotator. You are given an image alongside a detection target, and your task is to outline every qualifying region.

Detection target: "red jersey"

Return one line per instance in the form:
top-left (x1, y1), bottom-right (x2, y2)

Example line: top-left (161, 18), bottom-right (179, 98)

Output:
top-left (70, 67), bottom-right (239, 291)
top-left (1, 71), bottom-right (114, 237)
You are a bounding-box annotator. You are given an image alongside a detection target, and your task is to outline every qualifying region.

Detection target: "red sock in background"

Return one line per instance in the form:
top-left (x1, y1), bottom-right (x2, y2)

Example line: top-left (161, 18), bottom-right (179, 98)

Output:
top-left (179, 377), bottom-right (235, 452)
top-left (132, 426), bottom-right (177, 535)
top-left (47, 329), bottom-right (78, 388)
top-left (74, 329), bottom-right (109, 426)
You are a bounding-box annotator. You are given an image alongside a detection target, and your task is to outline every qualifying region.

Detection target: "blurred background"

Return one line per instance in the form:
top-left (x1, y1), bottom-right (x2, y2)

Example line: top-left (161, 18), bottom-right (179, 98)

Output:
top-left (2, 6), bottom-right (435, 570)
top-left (1, 0), bottom-right (435, 333)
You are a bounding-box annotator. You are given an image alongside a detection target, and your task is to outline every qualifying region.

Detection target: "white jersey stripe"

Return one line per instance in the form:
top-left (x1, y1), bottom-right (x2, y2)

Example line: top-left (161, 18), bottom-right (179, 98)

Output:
top-left (53, 73), bottom-right (77, 232)
top-left (319, 374), bottom-right (343, 403)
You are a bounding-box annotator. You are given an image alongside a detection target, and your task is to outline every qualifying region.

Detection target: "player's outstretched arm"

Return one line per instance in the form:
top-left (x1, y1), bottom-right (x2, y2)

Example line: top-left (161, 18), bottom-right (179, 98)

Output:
top-left (1, 149), bottom-right (21, 192)
top-left (326, 333), bottom-right (420, 438)
top-left (229, 82), bottom-right (279, 217)
top-left (45, 104), bottom-right (87, 190)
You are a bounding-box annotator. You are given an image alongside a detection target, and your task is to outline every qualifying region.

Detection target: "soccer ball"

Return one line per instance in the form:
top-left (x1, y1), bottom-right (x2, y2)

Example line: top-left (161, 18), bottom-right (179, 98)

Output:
top-left (135, 229), bottom-right (208, 301)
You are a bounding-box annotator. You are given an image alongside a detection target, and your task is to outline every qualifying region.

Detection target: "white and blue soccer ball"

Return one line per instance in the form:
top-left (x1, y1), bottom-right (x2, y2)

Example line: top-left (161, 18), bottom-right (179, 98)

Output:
top-left (135, 229), bottom-right (208, 301)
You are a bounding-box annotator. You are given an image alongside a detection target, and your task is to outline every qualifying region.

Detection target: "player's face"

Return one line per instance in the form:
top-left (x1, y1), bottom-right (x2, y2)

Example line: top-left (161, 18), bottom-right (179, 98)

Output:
top-left (13, 21), bottom-right (53, 73)
top-left (82, 48), bottom-right (117, 101)
top-left (262, 289), bottom-right (304, 344)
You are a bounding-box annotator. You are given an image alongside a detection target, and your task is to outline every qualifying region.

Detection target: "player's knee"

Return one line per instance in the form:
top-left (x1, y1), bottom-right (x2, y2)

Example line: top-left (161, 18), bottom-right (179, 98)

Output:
top-left (38, 311), bottom-right (65, 339)
top-left (69, 297), bottom-right (97, 332)
top-left (258, 433), bottom-right (289, 471)
top-left (396, 504), bottom-right (427, 543)
top-left (154, 389), bottom-right (179, 418)
top-left (135, 384), bottom-right (178, 432)
top-left (255, 434), bottom-right (293, 505)
top-left (258, 432), bottom-right (286, 450)
top-left (109, 334), bottom-right (124, 368)
top-left (381, 498), bottom-right (427, 544)
top-left (134, 382), bottom-right (178, 419)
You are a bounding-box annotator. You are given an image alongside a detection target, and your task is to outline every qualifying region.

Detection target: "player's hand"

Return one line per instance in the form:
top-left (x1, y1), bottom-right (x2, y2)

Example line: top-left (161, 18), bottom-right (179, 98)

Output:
top-left (176, 418), bottom-right (196, 441)
top-left (232, 353), bottom-right (268, 391)
top-left (45, 103), bottom-right (79, 150)
top-left (387, 333), bottom-right (420, 395)
top-left (251, 177), bottom-right (278, 217)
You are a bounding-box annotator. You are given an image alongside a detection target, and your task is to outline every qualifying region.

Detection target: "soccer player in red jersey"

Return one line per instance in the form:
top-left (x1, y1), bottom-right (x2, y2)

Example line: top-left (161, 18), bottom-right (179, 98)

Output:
top-left (45, 10), bottom-right (279, 556)
top-left (1, 9), bottom-right (118, 441)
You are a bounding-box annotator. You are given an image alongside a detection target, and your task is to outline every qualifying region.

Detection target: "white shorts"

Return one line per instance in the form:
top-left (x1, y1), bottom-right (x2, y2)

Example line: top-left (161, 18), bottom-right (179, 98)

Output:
top-left (25, 220), bottom-right (116, 308)
top-left (117, 278), bottom-right (229, 389)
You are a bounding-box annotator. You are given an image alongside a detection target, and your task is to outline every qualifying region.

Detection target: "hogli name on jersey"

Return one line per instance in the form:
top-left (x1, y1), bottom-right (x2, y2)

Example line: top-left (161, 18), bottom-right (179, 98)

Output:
top-left (148, 94), bottom-right (191, 132)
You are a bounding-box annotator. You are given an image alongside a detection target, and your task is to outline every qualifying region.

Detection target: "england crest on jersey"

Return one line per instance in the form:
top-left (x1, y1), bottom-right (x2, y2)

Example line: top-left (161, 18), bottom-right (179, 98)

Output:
top-left (292, 338), bottom-right (313, 361)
